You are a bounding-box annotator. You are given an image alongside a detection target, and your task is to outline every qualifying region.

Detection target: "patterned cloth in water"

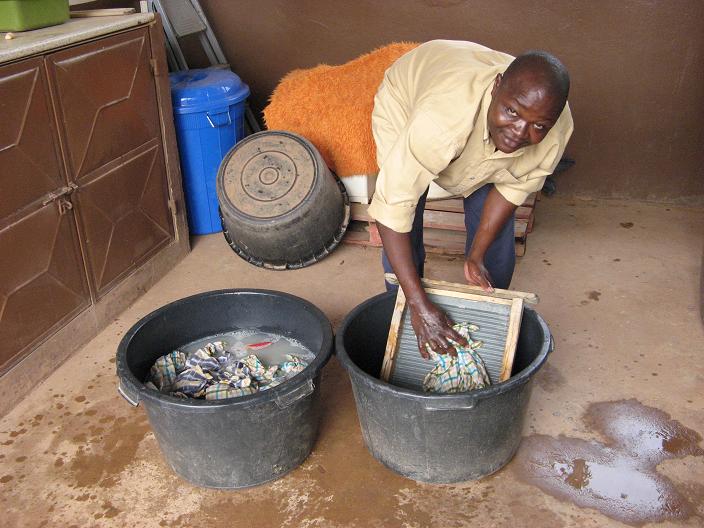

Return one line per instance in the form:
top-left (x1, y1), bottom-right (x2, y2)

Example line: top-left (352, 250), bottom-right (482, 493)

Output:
top-left (423, 323), bottom-right (491, 393)
top-left (146, 341), bottom-right (309, 400)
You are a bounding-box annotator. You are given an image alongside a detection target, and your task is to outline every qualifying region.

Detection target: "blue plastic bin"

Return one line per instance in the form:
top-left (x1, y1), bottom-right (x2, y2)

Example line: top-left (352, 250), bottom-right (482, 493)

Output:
top-left (170, 68), bottom-right (250, 235)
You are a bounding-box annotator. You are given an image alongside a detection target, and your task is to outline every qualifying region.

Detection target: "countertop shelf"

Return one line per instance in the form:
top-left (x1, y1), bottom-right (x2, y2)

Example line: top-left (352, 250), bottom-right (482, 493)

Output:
top-left (1, 13), bottom-right (154, 64)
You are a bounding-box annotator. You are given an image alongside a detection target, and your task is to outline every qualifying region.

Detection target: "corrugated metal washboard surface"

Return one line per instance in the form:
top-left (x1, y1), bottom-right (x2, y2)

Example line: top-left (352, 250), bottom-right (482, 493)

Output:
top-left (389, 292), bottom-right (510, 391)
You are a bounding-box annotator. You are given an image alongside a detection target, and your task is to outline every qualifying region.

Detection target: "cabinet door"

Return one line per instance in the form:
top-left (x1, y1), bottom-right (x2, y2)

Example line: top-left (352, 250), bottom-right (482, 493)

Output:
top-left (47, 28), bottom-right (175, 298)
top-left (0, 58), bottom-right (91, 372)
top-left (0, 58), bottom-right (66, 219)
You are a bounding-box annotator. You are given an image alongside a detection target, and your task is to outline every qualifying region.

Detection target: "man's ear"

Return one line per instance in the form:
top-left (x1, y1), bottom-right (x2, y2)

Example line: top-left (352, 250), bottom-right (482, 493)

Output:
top-left (491, 73), bottom-right (502, 97)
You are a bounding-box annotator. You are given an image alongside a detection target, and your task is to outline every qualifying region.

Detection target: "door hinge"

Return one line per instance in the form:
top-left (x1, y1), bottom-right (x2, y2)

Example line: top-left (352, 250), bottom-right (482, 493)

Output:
top-left (43, 182), bottom-right (78, 215)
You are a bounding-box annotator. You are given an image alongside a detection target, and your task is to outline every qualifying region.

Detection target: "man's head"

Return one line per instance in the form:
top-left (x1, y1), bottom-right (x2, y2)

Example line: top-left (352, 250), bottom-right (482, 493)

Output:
top-left (487, 51), bottom-right (570, 153)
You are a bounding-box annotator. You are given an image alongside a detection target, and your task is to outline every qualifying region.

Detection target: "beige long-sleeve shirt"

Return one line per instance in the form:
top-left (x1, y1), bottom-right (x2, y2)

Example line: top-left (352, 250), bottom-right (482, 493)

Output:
top-left (369, 40), bottom-right (574, 233)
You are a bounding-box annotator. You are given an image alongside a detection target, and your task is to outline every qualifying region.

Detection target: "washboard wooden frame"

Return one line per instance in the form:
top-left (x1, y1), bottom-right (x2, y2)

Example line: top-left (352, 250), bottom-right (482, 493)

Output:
top-left (380, 275), bottom-right (538, 387)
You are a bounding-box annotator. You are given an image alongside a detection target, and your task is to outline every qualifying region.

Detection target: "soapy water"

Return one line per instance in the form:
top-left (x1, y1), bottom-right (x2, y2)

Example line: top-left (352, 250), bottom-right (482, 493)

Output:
top-left (140, 330), bottom-right (318, 397)
top-left (181, 330), bottom-right (316, 369)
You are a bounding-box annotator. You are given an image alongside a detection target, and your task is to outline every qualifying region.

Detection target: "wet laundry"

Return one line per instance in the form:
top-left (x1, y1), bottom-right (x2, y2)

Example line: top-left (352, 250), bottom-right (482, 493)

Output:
top-left (146, 340), bottom-right (309, 400)
top-left (423, 322), bottom-right (491, 393)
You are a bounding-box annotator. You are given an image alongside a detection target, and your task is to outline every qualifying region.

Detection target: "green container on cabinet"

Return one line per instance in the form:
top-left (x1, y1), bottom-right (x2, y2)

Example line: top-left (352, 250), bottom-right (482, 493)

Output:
top-left (0, 0), bottom-right (69, 32)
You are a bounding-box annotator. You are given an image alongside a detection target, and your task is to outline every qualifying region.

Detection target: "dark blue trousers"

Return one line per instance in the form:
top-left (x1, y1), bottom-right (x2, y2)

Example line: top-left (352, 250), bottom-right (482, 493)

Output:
top-left (382, 184), bottom-right (515, 291)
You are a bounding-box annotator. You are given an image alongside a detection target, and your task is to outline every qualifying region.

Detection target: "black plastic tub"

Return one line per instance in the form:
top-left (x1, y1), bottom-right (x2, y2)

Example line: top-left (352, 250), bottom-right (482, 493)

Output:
top-left (335, 292), bottom-right (553, 483)
top-left (116, 289), bottom-right (333, 489)
top-left (217, 131), bottom-right (350, 270)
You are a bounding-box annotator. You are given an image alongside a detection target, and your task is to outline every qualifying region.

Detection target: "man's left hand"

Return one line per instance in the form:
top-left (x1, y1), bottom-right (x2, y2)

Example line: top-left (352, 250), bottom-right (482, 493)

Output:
top-left (464, 257), bottom-right (494, 292)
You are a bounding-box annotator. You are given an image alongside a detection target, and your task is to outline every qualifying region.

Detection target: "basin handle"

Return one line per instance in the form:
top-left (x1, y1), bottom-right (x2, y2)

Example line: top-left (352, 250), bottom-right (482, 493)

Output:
top-left (275, 379), bottom-right (315, 409)
top-left (423, 397), bottom-right (477, 411)
top-left (118, 381), bottom-right (140, 407)
top-left (548, 335), bottom-right (555, 354)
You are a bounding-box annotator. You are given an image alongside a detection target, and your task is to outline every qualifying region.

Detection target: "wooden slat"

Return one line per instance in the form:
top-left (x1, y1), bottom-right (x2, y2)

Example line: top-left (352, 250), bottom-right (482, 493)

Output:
top-left (522, 192), bottom-right (538, 208)
top-left (425, 287), bottom-right (514, 306)
top-left (350, 202), bottom-right (372, 222)
top-left (343, 211), bottom-right (531, 254)
top-left (425, 192), bottom-right (538, 210)
top-left (516, 206), bottom-right (533, 219)
top-left (344, 224), bottom-right (528, 256)
top-left (423, 228), bottom-right (466, 254)
top-left (384, 274), bottom-right (539, 305)
top-left (343, 221), bottom-right (383, 247)
top-left (380, 288), bottom-right (407, 381)
top-left (423, 209), bottom-right (465, 231)
top-left (360, 192), bottom-right (537, 211)
top-left (342, 230), bottom-right (370, 243)
top-left (368, 222), bottom-right (382, 245)
top-left (351, 203), bottom-right (529, 237)
top-left (420, 210), bottom-right (532, 236)
top-left (527, 213), bottom-right (535, 233)
top-left (424, 198), bottom-right (464, 214)
top-left (499, 298), bottom-right (524, 381)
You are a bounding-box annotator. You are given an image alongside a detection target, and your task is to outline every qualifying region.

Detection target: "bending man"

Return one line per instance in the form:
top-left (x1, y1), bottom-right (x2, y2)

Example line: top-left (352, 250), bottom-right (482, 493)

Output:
top-left (369, 40), bottom-right (573, 357)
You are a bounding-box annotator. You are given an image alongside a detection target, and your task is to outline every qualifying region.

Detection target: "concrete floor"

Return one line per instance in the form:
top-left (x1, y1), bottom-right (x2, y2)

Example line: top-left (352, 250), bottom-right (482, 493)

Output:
top-left (1, 196), bottom-right (703, 528)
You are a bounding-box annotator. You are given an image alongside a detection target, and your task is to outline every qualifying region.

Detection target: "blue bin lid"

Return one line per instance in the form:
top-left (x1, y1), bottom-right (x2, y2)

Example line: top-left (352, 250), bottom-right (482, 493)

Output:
top-left (170, 68), bottom-right (250, 114)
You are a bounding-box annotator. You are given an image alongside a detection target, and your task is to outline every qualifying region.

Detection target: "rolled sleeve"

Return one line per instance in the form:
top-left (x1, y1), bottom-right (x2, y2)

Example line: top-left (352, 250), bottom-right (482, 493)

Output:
top-left (494, 150), bottom-right (556, 206)
top-left (369, 111), bottom-right (458, 232)
top-left (494, 177), bottom-right (546, 206)
top-left (367, 198), bottom-right (416, 232)
top-left (495, 109), bottom-right (574, 206)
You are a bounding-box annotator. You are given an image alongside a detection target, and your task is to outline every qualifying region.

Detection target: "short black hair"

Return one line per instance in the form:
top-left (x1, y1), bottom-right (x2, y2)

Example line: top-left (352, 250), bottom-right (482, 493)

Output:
top-left (503, 51), bottom-right (570, 106)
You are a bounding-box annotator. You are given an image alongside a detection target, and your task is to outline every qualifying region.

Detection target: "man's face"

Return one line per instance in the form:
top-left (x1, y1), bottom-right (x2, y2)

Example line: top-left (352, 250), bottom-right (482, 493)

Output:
top-left (487, 73), bottom-right (563, 153)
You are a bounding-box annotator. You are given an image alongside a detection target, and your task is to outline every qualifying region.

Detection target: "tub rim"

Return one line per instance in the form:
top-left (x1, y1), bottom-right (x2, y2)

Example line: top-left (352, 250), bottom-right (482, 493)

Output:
top-left (334, 292), bottom-right (553, 407)
top-left (116, 288), bottom-right (333, 409)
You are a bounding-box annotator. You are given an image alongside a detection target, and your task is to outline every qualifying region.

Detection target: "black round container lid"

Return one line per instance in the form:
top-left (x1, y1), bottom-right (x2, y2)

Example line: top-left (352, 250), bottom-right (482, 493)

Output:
top-left (220, 132), bottom-right (317, 219)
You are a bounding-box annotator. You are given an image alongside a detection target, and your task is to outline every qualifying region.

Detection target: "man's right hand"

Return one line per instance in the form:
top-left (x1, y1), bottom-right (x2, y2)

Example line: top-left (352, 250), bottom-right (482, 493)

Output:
top-left (407, 298), bottom-right (468, 359)
top-left (376, 220), bottom-right (468, 358)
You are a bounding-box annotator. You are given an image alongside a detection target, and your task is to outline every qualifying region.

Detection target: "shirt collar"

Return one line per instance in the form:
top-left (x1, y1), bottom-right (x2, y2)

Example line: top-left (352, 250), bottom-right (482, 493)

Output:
top-left (480, 82), bottom-right (525, 159)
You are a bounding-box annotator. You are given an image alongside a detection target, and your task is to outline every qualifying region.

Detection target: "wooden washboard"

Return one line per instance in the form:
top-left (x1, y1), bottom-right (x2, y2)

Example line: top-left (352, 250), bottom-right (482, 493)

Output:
top-left (380, 275), bottom-right (538, 389)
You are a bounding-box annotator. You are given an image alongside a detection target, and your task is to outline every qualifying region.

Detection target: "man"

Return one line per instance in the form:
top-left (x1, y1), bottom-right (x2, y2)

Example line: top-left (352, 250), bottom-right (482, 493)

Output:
top-left (368, 40), bottom-right (573, 358)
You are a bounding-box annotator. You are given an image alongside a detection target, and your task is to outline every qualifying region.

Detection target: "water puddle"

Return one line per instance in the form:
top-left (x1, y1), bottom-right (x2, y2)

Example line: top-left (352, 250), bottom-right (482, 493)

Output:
top-left (513, 399), bottom-right (704, 525)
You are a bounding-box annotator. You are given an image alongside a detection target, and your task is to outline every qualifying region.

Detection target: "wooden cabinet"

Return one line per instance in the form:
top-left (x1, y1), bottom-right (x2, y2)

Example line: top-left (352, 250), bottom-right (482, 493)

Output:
top-left (0, 17), bottom-right (189, 413)
top-left (46, 28), bottom-right (175, 297)
top-left (0, 56), bottom-right (91, 371)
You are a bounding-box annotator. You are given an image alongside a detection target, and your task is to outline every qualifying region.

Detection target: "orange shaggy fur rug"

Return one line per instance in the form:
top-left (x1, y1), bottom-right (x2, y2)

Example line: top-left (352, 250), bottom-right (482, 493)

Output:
top-left (263, 42), bottom-right (419, 177)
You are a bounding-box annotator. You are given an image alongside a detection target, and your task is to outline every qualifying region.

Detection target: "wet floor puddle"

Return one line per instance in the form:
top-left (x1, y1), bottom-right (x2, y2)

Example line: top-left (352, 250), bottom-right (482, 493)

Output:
top-left (513, 399), bottom-right (704, 525)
